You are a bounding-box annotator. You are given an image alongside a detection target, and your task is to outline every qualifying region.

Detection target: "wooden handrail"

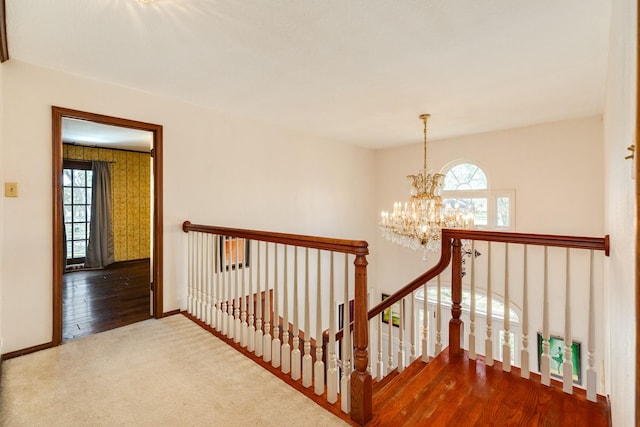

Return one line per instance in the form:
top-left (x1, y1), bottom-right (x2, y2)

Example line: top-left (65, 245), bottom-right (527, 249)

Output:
top-left (368, 233), bottom-right (454, 321)
top-left (368, 229), bottom-right (609, 321)
top-left (442, 229), bottom-right (610, 255)
top-left (183, 220), bottom-right (372, 425)
top-left (182, 221), bottom-right (369, 256)
top-left (365, 228), bottom-right (610, 362)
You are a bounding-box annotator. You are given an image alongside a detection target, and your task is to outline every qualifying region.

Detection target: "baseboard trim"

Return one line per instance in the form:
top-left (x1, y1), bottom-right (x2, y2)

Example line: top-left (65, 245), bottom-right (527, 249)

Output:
top-left (162, 309), bottom-right (182, 317)
top-left (1, 341), bottom-right (55, 361)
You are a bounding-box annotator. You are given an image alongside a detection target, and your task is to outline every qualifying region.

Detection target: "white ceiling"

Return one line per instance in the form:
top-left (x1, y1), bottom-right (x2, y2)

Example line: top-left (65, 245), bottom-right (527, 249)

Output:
top-left (6, 0), bottom-right (611, 149)
top-left (62, 118), bottom-right (152, 152)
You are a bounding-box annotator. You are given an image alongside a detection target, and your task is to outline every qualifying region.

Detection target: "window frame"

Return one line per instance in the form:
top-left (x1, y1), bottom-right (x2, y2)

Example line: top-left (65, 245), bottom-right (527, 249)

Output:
top-left (63, 159), bottom-right (93, 266)
top-left (440, 161), bottom-right (515, 231)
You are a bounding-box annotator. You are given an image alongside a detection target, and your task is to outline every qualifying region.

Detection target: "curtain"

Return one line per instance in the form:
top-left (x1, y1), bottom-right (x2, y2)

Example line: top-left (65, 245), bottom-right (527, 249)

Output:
top-left (85, 161), bottom-right (115, 268)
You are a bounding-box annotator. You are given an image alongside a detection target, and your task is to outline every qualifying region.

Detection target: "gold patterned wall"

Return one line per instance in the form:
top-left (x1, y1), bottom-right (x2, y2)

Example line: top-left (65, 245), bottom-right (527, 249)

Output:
top-left (63, 144), bottom-right (151, 262)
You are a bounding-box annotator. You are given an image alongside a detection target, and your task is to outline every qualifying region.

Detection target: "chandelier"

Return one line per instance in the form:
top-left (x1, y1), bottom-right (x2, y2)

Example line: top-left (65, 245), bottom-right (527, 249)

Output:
top-left (378, 114), bottom-right (474, 259)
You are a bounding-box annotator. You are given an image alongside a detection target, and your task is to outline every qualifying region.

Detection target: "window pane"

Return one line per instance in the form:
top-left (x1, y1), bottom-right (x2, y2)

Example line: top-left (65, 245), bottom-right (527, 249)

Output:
top-left (63, 169), bottom-right (72, 187)
top-left (444, 198), bottom-right (488, 226)
top-left (497, 197), bottom-right (510, 227)
top-left (73, 205), bottom-right (86, 222)
top-left (64, 223), bottom-right (73, 241)
top-left (64, 206), bottom-right (72, 222)
top-left (73, 240), bottom-right (86, 258)
top-left (73, 170), bottom-right (86, 186)
top-left (63, 188), bottom-right (72, 205)
top-left (443, 163), bottom-right (488, 191)
top-left (73, 223), bottom-right (86, 240)
top-left (66, 242), bottom-right (73, 259)
top-left (73, 188), bottom-right (86, 204)
top-left (87, 187), bottom-right (92, 204)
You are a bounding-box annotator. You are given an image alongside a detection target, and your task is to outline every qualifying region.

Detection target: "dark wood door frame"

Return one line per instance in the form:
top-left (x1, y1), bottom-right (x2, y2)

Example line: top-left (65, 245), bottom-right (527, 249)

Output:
top-left (51, 106), bottom-right (164, 346)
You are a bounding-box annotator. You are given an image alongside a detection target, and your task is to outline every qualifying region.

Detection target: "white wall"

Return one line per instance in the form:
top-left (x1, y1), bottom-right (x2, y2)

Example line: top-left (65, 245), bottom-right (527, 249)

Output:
top-left (0, 60), bottom-right (376, 354)
top-left (372, 117), bottom-right (605, 294)
top-left (603, 0), bottom-right (637, 424)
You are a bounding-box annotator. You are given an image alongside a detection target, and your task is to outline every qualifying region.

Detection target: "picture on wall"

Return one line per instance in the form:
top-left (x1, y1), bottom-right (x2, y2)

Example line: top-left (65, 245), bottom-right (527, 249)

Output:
top-left (381, 293), bottom-right (403, 328)
top-left (219, 236), bottom-right (250, 271)
top-left (537, 333), bottom-right (581, 385)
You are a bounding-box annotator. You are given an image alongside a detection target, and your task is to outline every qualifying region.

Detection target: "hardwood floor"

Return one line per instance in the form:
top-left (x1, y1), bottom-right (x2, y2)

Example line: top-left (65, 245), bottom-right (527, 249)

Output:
top-left (370, 349), bottom-right (611, 426)
top-left (186, 311), bottom-right (610, 426)
top-left (62, 259), bottom-right (151, 342)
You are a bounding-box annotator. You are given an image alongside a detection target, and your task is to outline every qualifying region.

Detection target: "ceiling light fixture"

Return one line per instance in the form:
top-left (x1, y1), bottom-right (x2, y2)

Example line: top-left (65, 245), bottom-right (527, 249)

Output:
top-left (379, 114), bottom-right (473, 259)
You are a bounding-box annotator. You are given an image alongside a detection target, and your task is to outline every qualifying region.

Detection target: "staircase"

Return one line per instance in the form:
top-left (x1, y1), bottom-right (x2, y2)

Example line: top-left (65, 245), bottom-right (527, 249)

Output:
top-left (369, 349), bottom-right (610, 426)
top-left (181, 221), bottom-right (612, 426)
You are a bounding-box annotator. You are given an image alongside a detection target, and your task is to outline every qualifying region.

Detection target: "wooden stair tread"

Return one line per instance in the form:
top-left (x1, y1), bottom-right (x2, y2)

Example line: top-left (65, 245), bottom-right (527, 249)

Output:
top-left (369, 349), bottom-right (610, 427)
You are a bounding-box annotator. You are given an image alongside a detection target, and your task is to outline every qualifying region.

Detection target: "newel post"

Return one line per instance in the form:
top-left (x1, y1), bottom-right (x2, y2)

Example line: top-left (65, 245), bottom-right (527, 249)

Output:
top-left (449, 238), bottom-right (464, 356)
top-left (350, 253), bottom-right (372, 426)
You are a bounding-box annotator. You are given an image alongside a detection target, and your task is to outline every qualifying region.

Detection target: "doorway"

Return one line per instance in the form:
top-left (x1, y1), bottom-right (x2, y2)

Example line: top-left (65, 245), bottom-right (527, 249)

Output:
top-left (52, 107), bottom-right (164, 346)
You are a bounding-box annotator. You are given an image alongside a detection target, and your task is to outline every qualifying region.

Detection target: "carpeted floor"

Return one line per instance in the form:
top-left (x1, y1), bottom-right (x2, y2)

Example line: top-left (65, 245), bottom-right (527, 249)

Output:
top-left (0, 315), bottom-right (349, 426)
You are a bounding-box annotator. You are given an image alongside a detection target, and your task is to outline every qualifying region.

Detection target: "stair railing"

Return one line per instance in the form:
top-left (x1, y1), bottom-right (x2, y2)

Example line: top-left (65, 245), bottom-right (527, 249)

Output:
top-left (182, 221), bottom-right (372, 425)
top-left (366, 228), bottom-right (609, 403)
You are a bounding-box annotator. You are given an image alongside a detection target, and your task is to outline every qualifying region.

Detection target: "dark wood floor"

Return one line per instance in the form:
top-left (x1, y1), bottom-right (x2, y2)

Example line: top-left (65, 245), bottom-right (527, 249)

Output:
top-left (370, 349), bottom-right (611, 426)
top-left (185, 311), bottom-right (610, 427)
top-left (62, 259), bottom-right (151, 342)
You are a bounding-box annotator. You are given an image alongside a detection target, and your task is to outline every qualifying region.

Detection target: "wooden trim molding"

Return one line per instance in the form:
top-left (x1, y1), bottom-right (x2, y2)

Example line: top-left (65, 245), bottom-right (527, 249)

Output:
top-left (52, 106), bottom-right (164, 345)
top-left (636, 1), bottom-right (639, 423)
top-left (0, 0), bottom-right (8, 62)
top-left (2, 341), bottom-right (55, 360)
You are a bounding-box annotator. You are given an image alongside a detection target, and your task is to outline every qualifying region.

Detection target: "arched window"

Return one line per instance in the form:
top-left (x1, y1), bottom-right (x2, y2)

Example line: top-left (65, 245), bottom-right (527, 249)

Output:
top-left (441, 162), bottom-right (514, 229)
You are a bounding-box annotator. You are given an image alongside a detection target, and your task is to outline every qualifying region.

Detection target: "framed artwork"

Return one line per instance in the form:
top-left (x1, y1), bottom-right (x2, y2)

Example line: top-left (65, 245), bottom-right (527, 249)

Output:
top-left (381, 293), bottom-right (403, 328)
top-left (537, 333), bottom-right (581, 385)
top-left (219, 236), bottom-right (250, 271)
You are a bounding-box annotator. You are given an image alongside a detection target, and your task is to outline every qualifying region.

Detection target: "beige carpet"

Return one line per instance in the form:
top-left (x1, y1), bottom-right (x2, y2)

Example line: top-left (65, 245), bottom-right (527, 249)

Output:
top-left (0, 315), bottom-right (349, 426)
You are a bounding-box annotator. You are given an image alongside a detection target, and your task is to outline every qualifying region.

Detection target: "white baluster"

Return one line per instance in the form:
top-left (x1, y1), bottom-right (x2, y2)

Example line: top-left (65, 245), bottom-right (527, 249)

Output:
top-left (194, 232), bottom-right (200, 318)
top-left (435, 275), bottom-right (442, 355)
top-left (247, 239), bottom-right (255, 353)
top-left (387, 297), bottom-right (393, 374)
top-left (503, 243), bottom-right (511, 372)
top-left (341, 252), bottom-right (351, 414)
top-left (187, 231), bottom-right (194, 315)
top-left (263, 243), bottom-right (272, 362)
top-left (255, 242), bottom-right (263, 357)
top-left (206, 234), bottom-right (213, 326)
top-left (421, 282), bottom-right (429, 363)
top-left (377, 314), bottom-right (384, 378)
top-left (215, 235), bottom-right (222, 332)
top-left (291, 248), bottom-right (301, 380)
top-left (227, 237), bottom-right (234, 340)
top-left (562, 248), bottom-right (573, 394)
top-left (541, 246), bottom-right (551, 386)
top-left (302, 248), bottom-right (312, 388)
top-left (587, 250), bottom-right (597, 402)
top-left (327, 252), bottom-right (338, 404)
top-left (469, 241), bottom-right (477, 360)
top-left (281, 245), bottom-right (291, 374)
top-left (397, 297), bottom-right (405, 373)
top-left (241, 239), bottom-right (248, 348)
top-left (272, 244), bottom-right (281, 368)
top-left (234, 239), bottom-right (241, 343)
top-left (521, 245), bottom-right (530, 379)
top-left (314, 250), bottom-right (325, 396)
top-left (198, 232), bottom-right (204, 320)
top-left (410, 291), bottom-right (416, 363)
top-left (485, 242), bottom-right (493, 366)
top-left (221, 237), bottom-right (228, 337)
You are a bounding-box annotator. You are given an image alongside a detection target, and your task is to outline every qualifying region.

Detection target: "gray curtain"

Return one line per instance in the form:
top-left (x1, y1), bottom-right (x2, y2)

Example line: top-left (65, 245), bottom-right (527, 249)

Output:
top-left (85, 161), bottom-right (115, 268)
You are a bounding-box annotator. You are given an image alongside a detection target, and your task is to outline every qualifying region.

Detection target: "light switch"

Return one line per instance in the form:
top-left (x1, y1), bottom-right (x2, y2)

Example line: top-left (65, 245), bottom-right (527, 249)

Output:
top-left (5, 182), bottom-right (18, 197)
